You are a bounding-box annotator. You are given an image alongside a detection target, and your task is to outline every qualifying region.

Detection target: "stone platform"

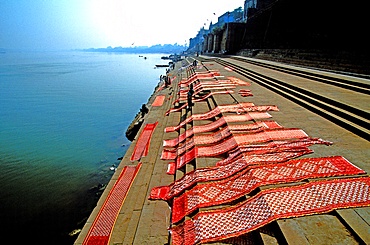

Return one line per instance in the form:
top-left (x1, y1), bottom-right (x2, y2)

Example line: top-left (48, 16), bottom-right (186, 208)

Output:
top-left (74, 56), bottom-right (370, 245)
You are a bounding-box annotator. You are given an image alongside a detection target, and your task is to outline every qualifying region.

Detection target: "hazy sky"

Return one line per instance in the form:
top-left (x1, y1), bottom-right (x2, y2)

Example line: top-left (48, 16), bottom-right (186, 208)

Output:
top-left (0, 0), bottom-right (243, 50)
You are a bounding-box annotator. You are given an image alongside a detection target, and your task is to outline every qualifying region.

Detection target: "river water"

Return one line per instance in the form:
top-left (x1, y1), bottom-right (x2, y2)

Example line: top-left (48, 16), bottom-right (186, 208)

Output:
top-left (0, 50), bottom-right (166, 244)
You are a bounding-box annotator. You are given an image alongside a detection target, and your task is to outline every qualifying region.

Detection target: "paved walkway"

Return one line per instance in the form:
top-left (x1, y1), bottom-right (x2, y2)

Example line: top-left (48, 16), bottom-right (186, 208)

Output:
top-left (74, 56), bottom-right (370, 245)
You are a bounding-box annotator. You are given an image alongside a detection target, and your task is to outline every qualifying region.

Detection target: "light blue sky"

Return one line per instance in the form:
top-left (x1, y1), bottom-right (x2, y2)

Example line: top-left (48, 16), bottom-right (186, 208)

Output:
top-left (0, 0), bottom-right (243, 51)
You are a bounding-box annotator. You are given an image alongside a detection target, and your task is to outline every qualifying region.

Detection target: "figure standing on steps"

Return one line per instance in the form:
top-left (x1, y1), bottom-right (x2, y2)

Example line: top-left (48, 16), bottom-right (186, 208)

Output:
top-left (187, 83), bottom-right (194, 110)
top-left (140, 104), bottom-right (148, 116)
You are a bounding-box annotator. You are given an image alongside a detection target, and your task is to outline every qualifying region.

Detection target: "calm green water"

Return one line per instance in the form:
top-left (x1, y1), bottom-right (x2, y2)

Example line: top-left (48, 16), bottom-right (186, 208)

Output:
top-left (0, 51), bottom-right (166, 244)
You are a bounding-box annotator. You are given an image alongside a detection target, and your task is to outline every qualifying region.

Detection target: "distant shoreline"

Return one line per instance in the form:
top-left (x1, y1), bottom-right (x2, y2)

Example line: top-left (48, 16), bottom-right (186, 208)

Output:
top-left (0, 43), bottom-right (187, 54)
top-left (82, 44), bottom-right (186, 54)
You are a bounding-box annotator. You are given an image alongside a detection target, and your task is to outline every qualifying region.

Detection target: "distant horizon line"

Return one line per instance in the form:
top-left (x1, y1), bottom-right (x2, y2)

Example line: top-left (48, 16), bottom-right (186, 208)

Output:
top-left (0, 43), bottom-right (188, 53)
top-left (83, 43), bottom-right (187, 49)
top-left (82, 43), bottom-right (188, 54)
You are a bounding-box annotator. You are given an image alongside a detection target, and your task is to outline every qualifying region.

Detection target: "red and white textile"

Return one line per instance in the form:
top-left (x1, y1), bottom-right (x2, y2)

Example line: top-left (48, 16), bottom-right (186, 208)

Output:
top-left (161, 128), bottom-right (310, 160)
top-left (83, 164), bottom-right (142, 245)
top-left (171, 156), bottom-right (366, 223)
top-left (171, 177), bottom-right (370, 245)
top-left (163, 121), bottom-right (282, 148)
top-left (165, 112), bottom-right (272, 133)
top-left (150, 147), bottom-right (316, 200)
top-left (167, 91), bottom-right (235, 115)
top-left (130, 122), bottom-right (158, 161)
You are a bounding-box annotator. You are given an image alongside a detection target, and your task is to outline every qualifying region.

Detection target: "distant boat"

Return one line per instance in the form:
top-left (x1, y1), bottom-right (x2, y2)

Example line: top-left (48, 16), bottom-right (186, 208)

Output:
top-left (155, 64), bottom-right (169, 68)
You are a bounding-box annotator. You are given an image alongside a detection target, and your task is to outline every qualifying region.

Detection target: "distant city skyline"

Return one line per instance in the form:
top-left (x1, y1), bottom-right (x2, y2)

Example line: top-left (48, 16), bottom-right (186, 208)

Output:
top-left (0, 0), bottom-right (243, 51)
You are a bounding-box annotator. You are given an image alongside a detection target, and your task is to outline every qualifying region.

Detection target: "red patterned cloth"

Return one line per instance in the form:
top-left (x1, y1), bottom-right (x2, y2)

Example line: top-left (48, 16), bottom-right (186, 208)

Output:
top-left (171, 177), bottom-right (370, 245)
top-left (228, 121), bottom-right (282, 132)
top-left (179, 71), bottom-right (221, 86)
top-left (163, 129), bottom-right (195, 148)
top-left (191, 82), bottom-right (236, 91)
top-left (191, 117), bottom-right (227, 134)
top-left (165, 116), bottom-right (227, 135)
top-left (165, 112), bottom-right (272, 133)
top-left (171, 156), bottom-right (366, 223)
top-left (178, 82), bottom-right (236, 98)
top-left (152, 95), bottom-right (166, 107)
top-left (165, 102), bottom-right (273, 126)
top-left (162, 128), bottom-right (309, 161)
top-left (165, 138), bottom-right (195, 159)
top-left (163, 121), bottom-right (282, 148)
top-left (217, 138), bottom-right (331, 167)
top-left (239, 89), bottom-right (253, 97)
top-left (150, 147), bottom-right (315, 200)
top-left (193, 126), bottom-right (232, 145)
top-left (172, 90), bottom-right (234, 105)
top-left (195, 103), bottom-right (276, 120)
top-left (130, 122), bottom-right (158, 161)
top-left (231, 128), bottom-right (308, 146)
top-left (83, 164), bottom-right (141, 245)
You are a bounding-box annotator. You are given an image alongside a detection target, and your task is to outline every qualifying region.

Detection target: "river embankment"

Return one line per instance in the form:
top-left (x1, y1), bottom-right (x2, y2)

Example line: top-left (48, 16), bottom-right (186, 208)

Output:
top-left (75, 54), bottom-right (370, 245)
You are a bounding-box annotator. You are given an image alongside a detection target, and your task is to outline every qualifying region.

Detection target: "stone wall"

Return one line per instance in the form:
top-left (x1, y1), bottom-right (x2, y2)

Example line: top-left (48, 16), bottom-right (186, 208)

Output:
top-left (200, 23), bottom-right (246, 54)
top-left (190, 0), bottom-right (369, 55)
top-left (241, 0), bottom-right (369, 52)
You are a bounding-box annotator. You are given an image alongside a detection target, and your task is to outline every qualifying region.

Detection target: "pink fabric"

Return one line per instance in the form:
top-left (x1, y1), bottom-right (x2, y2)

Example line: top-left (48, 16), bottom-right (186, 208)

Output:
top-left (152, 95), bottom-right (166, 106)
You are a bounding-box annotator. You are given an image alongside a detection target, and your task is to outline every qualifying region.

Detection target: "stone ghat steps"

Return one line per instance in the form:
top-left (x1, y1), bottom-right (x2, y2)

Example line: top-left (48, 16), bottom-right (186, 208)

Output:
top-left (214, 58), bottom-right (370, 141)
top-left (236, 49), bottom-right (370, 77)
top-left (75, 56), bottom-right (370, 245)
top-left (168, 57), bottom-right (370, 245)
top-left (230, 56), bottom-right (370, 94)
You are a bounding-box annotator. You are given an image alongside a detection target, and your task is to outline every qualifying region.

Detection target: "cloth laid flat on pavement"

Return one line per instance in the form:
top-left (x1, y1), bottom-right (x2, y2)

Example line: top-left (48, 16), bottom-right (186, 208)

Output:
top-left (166, 90), bottom-right (235, 115)
top-left (171, 156), bottom-right (366, 223)
top-left (82, 164), bottom-right (142, 245)
top-left (165, 112), bottom-right (272, 133)
top-left (169, 147), bottom-right (315, 175)
top-left (130, 122), bottom-right (158, 161)
top-left (171, 176), bottom-right (370, 245)
top-left (162, 120), bottom-right (282, 148)
top-left (152, 95), bottom-right (166, 107)
top-left (149, 138), bottom-right (331, 200)
top-left (161, 128), bottom-right (310, 161)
